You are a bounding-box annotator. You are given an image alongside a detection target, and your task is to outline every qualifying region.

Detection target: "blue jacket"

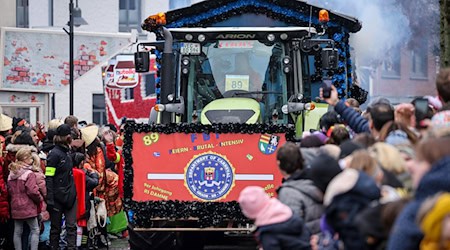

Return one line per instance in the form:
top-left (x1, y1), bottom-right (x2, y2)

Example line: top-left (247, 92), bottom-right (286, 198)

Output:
top-left (387, 156), bottom-right (450, 250)
top-left (334, 100), bottom-right (370, 134)
top-left (256, 214), bottom-right (311, 250)
top-left (325, 171), bottom-right (380, 250)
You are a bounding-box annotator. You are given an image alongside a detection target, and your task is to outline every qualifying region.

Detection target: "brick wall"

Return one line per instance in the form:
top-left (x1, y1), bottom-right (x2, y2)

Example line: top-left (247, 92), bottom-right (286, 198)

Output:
top-left (372, 47), bottom-right (437, 99)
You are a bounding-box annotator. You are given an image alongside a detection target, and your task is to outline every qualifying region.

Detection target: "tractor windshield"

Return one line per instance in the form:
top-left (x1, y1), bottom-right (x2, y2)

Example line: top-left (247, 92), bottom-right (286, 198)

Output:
top-left (186, 40), bottom-right (288, 124)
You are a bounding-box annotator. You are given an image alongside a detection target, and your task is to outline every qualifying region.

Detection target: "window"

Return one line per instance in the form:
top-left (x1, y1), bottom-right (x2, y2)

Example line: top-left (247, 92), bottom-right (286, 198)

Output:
top-left (411, 42), bottom-right (428, 79)
top-left (169, 0), bottom-right (191, 10)
top-left (16, 0), bottom-right (29, 28)
top-left (93, 94), bottom-right (107, 125)
top-left (122, 88), bottom-right (134, 101)
top-left (381, 48), bottom-right (401, 78)
top-left (119, 0), bottom-right (141, 32)
top-left (141, 73), bottom-right (156, 98)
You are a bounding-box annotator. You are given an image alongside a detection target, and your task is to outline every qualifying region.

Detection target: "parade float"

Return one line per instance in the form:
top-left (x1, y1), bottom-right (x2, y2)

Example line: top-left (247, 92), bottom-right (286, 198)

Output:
top-left (123, 0), bottom-right (363, 249)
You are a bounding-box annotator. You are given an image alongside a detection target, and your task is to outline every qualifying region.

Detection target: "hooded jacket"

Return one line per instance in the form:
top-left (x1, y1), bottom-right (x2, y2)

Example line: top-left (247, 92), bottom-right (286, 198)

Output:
top-left (2, 144), bottom-right (40, 219)
top-left (387, 156), bottom-right (450, 250)
top-left (324, 169), bottom-right (381, 250)
top-left (277, 170), bottom-right (324, 234)
top-left (4, 144), bottom-right (38, 182)
top-left (7, 166), bottom-right (42, 219)
top-left (239, 186), bottom-right (311, 250)
top-left (257, 215), bottom-right (312, 250)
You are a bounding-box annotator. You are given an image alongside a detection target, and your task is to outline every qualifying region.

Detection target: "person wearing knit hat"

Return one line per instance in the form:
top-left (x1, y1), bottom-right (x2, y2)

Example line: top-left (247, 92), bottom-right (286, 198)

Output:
top-left (0, 106), bottom-right (13, 134)
top-left (338, 140), bottom-right (363, 160)
top-left (300, 134), bottom-right (324, 148)
top-left (309, 153), bottom-right (342, 194)
top-left (238, 186), bottom-right (311, 250)
top-left (417, 192), bottom-right (450, 250)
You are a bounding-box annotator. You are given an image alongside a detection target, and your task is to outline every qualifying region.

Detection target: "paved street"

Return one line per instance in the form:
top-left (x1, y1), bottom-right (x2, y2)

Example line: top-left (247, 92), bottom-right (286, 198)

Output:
top-left (102, 237), bottom-right (130, 250)
top-left (104, 232), bottom-right (258, 250)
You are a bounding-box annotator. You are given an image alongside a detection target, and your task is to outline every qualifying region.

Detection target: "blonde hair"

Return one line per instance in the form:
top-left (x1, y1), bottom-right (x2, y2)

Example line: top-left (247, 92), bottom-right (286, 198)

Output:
top-left (30, 153), bottom-right (41, 172)
top-left (48, 119), bottom-right (63, 130)
top-left (9, 147), bottom-right (33, 173)
top-left (348, 149), bottom-right (381, 179)
top-left (369, 142), bottom-right (406, 175)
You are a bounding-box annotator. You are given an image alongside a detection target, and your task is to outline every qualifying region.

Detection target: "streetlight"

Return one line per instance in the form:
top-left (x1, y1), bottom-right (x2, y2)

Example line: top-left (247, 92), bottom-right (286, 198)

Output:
top-left (64, 0), bottom-right (87, 115)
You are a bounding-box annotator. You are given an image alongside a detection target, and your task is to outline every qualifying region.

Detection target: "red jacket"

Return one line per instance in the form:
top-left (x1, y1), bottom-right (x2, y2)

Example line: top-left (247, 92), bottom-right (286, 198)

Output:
top-left (2, 144), bottom-right (40, 220)
top-left (73, 168), bottom-right (86, 227)
top-left (0, 157), bottom-right (9, 220)
top-left (106, 143), bottom-right (124, 198)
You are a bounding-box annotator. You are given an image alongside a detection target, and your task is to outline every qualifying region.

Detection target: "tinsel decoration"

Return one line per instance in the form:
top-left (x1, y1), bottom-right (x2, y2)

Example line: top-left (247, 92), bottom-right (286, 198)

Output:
top-left (123, 122), bottom-right (296, 228)
top-left (348, 84), bottom-right (368, 105)
top-left (331, 29), bottom-right (349, 99)
top-left (152, 49), bottom-right (162, 104)
top-left (143, 0), bottom-right (363, 103)
top-left (162, 0), bottom-right (361, 32)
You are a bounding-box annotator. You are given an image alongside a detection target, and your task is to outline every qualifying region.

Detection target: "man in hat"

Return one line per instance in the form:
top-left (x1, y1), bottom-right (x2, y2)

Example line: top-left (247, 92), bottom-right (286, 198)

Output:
top-left (320, 86), bottom-right (394, 139)
top-left (0, 107), bottom-right (13, 137)
top-left (45, 124), bottom-right (77, 250)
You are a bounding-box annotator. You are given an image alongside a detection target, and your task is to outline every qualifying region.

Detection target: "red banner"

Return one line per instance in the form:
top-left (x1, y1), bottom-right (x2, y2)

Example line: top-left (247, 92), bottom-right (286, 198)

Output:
top-left (131, 132), bottom-right (286, 202)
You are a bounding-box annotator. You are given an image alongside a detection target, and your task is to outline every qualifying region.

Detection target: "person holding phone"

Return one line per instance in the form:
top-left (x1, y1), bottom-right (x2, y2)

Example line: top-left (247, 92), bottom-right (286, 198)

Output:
top-left (412, 97), bottom-right (434, 130)
top-left (320, 85), bottom-right (394, 139)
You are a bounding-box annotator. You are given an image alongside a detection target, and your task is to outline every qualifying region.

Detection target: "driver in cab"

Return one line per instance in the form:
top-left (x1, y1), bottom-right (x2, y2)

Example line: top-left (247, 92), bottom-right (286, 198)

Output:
top-left (220, 52), bottom-right (263, 98)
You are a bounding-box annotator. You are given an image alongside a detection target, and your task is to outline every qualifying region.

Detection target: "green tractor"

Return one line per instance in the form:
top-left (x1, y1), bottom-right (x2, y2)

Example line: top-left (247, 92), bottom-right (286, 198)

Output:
top-left (136, 20), bottom-right (342, 135)
top-left (127, 1), bottom-right (361, 249)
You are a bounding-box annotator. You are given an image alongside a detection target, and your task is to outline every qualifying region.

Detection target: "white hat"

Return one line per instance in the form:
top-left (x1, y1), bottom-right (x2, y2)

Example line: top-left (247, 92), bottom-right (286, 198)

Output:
top-left (80, 125), bottom-right (99, 147)
top-left (0, 106), bottom-right (13, 132)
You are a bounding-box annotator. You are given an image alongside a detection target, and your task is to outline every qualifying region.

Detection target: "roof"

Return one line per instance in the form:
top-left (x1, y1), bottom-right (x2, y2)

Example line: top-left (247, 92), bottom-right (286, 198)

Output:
top-left (153, 0), bottom-right (361, 33)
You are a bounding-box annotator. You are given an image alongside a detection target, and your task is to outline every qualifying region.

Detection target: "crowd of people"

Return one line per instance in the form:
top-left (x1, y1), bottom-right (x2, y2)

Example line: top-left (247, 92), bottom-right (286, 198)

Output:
top-left (0, 113), bottom-right (125, 250)
top-left (238, 67), bottom-right (450, 250)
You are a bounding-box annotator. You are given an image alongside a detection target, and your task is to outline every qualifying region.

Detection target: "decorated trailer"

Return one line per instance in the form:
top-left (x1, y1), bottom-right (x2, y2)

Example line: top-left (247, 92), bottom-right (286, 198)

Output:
top-left (124, 0), bottom-right (361, 249)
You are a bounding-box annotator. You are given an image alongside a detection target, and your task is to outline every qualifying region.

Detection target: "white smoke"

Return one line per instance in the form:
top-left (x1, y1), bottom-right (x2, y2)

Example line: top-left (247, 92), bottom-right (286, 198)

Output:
top-left (308, 0), bottom-right (412, 65)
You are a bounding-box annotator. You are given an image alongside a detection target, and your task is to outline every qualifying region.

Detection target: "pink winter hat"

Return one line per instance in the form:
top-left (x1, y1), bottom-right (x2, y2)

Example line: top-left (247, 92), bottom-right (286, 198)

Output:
top-left (238, 186), bottom-right (292, 226)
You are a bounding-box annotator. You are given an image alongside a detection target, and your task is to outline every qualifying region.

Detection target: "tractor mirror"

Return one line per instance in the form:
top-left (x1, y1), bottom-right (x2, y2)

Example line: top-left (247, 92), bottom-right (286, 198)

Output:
top-left (321, 48), bottom-right (338, 70)
top-left (134, 51), bottom-right (150, 72)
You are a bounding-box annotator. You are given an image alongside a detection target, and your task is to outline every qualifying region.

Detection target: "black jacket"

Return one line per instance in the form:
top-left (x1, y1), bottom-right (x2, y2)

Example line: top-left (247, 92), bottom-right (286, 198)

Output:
top-left (45, 144), bottom-right (77, 210)
top-left (256, 215), bottom-right (311, 250)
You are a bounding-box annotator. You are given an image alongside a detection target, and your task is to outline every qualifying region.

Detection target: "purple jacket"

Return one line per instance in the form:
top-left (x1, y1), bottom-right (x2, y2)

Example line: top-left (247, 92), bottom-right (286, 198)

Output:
top-left (7, 167), bottom-right (42, 219)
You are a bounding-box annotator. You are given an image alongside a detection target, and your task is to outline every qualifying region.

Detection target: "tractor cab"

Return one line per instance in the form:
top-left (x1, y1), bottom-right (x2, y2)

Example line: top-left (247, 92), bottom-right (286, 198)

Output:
top-left (136, 26), bottom-right (337, 131)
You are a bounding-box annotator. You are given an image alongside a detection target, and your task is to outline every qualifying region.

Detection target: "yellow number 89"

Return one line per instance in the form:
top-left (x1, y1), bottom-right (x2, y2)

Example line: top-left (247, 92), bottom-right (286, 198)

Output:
top-left (143, 133), bottom-right (159, 146)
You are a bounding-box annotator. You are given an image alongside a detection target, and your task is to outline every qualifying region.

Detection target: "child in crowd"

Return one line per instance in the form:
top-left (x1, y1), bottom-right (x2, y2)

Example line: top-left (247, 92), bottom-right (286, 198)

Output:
top-left (238, 186), bottom-right (311, 250)
top-left (7, 148), bottom-right (43, 250)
